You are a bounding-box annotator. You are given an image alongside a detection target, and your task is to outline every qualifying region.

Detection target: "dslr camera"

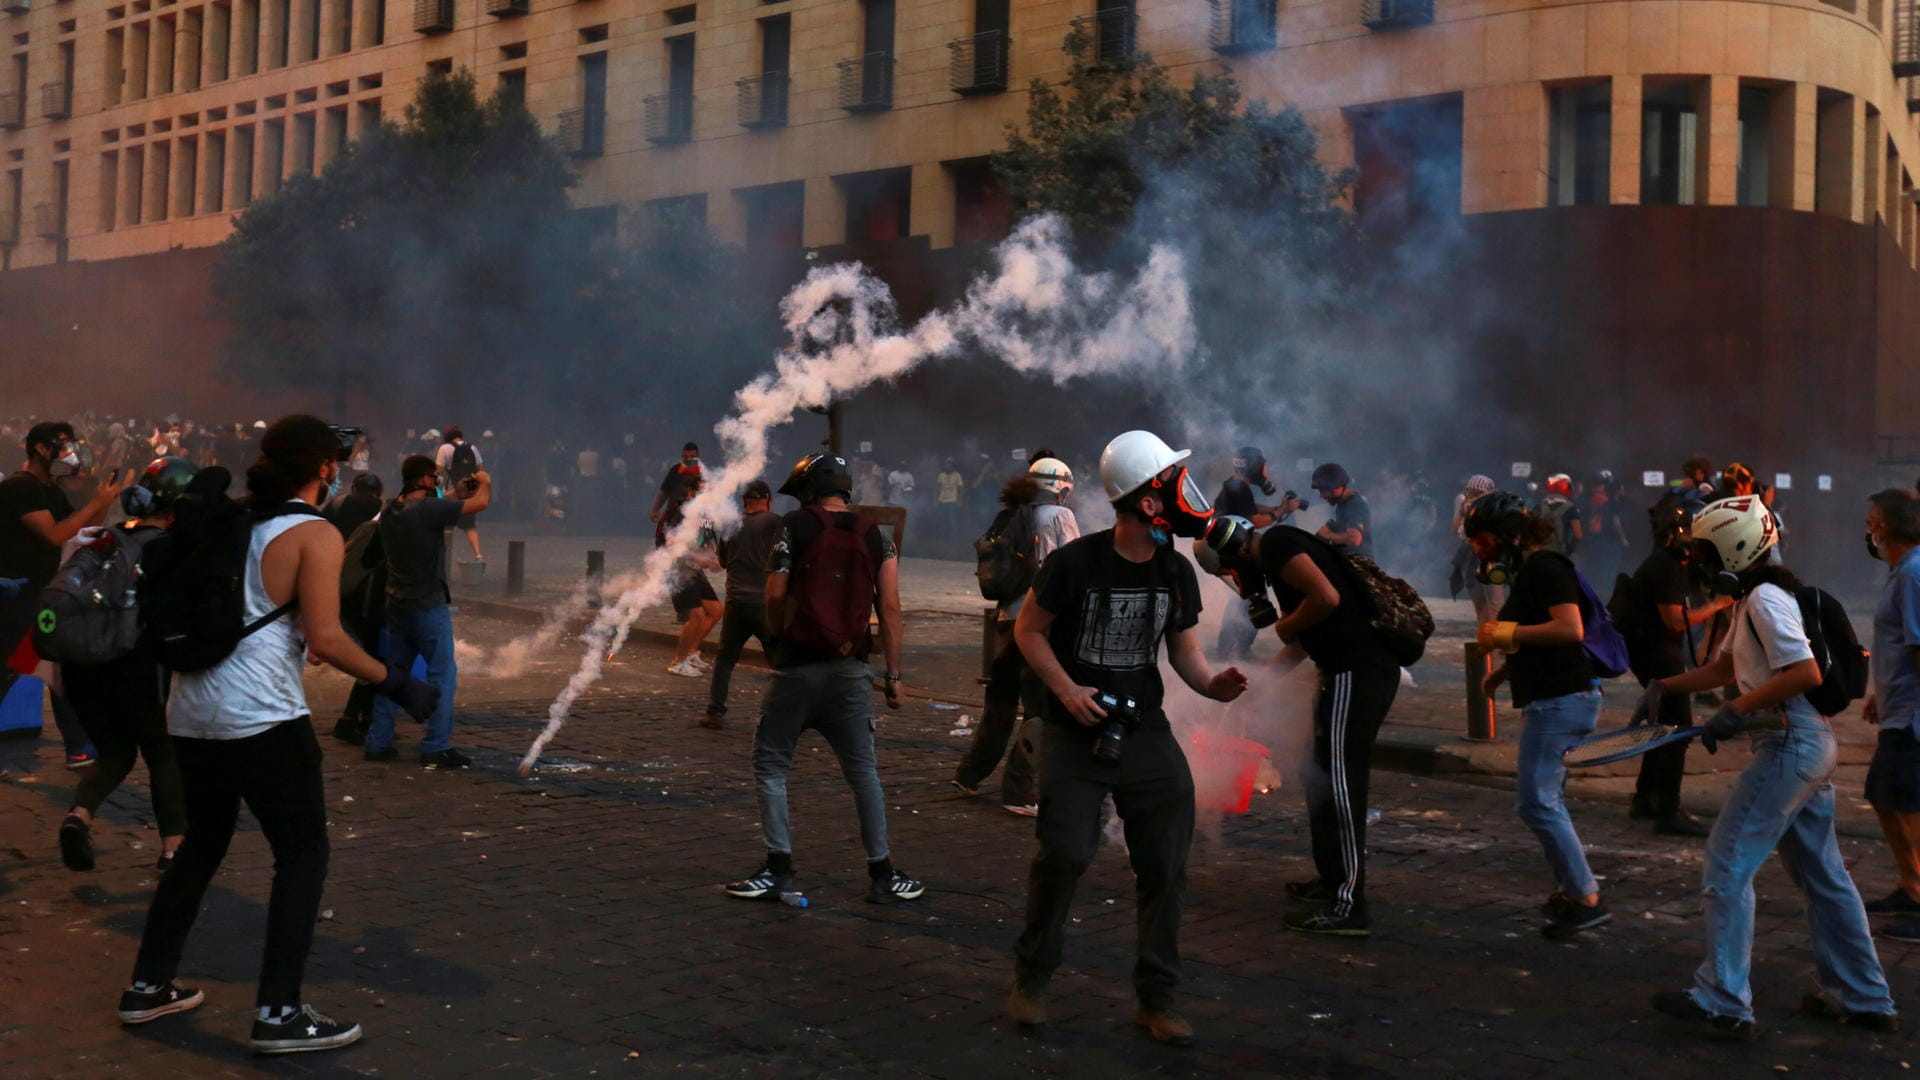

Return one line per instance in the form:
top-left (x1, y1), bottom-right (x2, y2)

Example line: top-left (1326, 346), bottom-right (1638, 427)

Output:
top-left (1091, 692), bottom-right (1140, 767)
top-left (1284, 489), bottom-right (1310, 509)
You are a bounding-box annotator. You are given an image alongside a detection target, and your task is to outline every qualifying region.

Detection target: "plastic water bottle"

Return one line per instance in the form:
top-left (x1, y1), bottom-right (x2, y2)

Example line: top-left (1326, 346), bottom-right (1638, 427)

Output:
top-left (778, 890), bottom-right (809, 909)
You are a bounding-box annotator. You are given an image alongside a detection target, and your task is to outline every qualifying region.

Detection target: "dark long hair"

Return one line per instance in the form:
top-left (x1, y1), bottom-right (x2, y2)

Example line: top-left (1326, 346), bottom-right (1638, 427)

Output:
top-left (1739, 557), bottom-right (1802, 596)
top-left (246, 415), bottom-right (336, 506)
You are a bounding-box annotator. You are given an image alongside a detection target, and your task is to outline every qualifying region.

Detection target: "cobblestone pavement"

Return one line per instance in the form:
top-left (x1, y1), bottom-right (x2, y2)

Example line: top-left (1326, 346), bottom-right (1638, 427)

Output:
top-left (3, 625), bottom-right (1919, 1079)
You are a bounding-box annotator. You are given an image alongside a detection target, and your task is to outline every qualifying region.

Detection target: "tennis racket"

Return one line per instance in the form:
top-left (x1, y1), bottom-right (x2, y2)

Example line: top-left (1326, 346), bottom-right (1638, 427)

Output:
top-left (1561, 724), bottom-right (1705, 768)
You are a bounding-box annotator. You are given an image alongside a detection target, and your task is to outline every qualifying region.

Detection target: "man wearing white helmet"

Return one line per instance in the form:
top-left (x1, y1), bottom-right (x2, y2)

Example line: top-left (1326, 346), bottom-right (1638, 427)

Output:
top-left (953, 453), bottom-right (1080, 814)
top-left (1006, 430), bottom-right (1247, 1047)
top-left (1638, 496), bottom-right (1895, 1038)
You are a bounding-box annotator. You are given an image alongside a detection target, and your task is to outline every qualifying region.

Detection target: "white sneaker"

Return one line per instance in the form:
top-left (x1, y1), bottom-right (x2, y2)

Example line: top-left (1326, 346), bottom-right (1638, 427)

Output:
top-left (666, 659), bottom-right (703, 678)
top-left (1003, 804), bottom-right (1039, 818)
top-left (688, 654), bottom-right (713, 671)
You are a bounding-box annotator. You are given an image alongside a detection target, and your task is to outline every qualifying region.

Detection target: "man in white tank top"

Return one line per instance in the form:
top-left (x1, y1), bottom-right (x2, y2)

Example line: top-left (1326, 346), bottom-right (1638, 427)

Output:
top-left (117, 416), bottom-right (440, 1056)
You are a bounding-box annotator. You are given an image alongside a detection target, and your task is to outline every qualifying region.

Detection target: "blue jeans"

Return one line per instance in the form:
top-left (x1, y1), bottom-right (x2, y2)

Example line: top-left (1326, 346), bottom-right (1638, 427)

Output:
top-left (1516, 687), bottom-right (1601, 898)
top-left (366, 604), bottom-right (457, 754)
top-left (751, 657), bottom-right (890, 861)
top-left (1690, 708), bottom-right (1894, 1022)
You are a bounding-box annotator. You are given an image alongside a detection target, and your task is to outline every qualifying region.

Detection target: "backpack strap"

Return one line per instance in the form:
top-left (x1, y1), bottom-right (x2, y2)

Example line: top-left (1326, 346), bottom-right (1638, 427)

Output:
top-left (235, 502), bottom-right (325, 639)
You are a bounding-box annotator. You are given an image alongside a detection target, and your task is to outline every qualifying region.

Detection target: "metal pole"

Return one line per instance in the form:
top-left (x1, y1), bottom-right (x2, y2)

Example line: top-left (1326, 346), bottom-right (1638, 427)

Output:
top-left (1464, 641), bottom-right (1497, 741)
top-left (586, 549), bottom-right (605, 609)
top-left (506, 540), bottom-right (525, 597)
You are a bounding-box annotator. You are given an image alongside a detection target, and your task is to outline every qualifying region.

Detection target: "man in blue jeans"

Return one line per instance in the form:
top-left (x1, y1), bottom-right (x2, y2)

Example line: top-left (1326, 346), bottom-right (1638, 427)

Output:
top-left (364, 455), bottom-right (492, 769)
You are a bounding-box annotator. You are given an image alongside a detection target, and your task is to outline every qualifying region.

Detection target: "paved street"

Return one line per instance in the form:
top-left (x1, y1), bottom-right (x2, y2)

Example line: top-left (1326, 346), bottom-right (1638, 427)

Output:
top-left (3, 617), bottom-right (1919, 1079)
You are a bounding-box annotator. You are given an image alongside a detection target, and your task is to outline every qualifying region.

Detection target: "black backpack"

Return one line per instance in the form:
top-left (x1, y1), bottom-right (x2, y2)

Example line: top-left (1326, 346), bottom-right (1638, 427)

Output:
top-left (139, 496), bottom-right (323, 673)
top-left (1758, 586), bottom-right (1869, 718)
top-left (449, 442), bottom-right (479, 484)
top-left (32, 524), bottom-right (161, 666)
top-left (339, 518), bottom-right (388, 626)
top-left (974, 504), bottom-right (1038, 603)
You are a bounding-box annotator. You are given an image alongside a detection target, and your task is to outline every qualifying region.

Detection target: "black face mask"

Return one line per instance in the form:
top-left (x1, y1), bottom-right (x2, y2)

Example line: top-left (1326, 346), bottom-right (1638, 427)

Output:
top-left (1868, 531), bottom-right (1884, 562)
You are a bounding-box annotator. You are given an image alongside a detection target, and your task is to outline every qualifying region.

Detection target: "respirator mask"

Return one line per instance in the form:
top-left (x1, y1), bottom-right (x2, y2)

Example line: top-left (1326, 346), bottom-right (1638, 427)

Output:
top-left (1686, 540), bottom-right (1744, 598)
top-left (1468, 533), bottom-right (1517, 586)
top-left (1198, 516), bottom-right (1278, 629)
top-left (1139, 466), bottom-right (1213, 544)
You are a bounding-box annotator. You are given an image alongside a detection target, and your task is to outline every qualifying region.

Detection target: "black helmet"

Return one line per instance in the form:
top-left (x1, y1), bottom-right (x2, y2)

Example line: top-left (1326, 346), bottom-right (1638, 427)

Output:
top-left (122, 456), bottom-right (198, 518)
top-left (778, 452), bottom-right (853, 505)
top-left (1462, 490), bottom-right (1528, 540)
top-left (1648, 490), bottom-right (1699, 547)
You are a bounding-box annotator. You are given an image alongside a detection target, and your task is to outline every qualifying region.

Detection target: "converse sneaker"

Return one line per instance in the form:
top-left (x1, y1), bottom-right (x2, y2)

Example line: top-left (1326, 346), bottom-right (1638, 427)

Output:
top-left (118, 981), bottom-right (205, 1024)
top-left (724, 865), bottom-right (792, 900)
top-left (868, 870), bottom-right (926, 903)
top-left (250, 1004), bottom-right (363, 1054)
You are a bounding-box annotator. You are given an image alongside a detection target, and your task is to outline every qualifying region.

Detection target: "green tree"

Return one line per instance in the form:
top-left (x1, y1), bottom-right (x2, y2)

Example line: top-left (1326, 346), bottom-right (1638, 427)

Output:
top-left (992, 29), bottom-right (1353, 262)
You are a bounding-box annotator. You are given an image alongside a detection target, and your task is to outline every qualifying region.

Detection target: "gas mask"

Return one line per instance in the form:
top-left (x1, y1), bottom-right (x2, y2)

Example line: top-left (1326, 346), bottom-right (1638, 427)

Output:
top-left (1233, 450), bottom-right (1276, 497)
top-left (1468, 533), bottom-right (1516, 586)
top-left (1197, 516), bottom-right (1277, 629)
top-left (1140, 466), bottom-right (1213, 544)
top-left (1686, 541), bottom-right (1744, 598)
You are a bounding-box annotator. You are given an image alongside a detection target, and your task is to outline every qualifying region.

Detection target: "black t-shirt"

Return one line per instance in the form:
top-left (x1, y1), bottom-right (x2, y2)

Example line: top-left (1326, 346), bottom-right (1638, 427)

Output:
top-left (1028, 530), bottom-right (1202, 730)
top-left (0, 471), bottom-right (74, 588)
top-left (1255, 526), bottom-right (1387, 672)
top-left (765, 508), bottom-right (897, 669)
top-left (1498, 550), bottom-right (1595, 707)
top-left (1215, 477), bottom-right (1258, 520)
top-left (1628, 544), bottom-right (1694, 676)
top-left (1327, 493), bottom-right (1373, 557)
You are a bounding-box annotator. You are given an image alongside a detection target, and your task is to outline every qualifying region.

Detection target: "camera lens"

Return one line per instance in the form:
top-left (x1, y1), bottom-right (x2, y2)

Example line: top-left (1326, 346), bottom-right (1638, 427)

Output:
top-left (1091, 719), bottom-right (1126, 766)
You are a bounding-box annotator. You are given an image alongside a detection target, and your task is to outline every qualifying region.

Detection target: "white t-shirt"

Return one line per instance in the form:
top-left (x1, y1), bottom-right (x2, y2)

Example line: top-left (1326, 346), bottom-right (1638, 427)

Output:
top-left (886, 470), bottom-right (915, 504)
top-left (1720, 582), bottom-right (1815, 701)
top-left (1002, 503), bottom-right (1082, 621)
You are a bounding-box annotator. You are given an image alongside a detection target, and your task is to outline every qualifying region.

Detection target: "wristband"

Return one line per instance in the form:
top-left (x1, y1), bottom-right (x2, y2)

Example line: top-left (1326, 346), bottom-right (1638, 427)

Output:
top-left (884, 673), bottom-right (903, 684)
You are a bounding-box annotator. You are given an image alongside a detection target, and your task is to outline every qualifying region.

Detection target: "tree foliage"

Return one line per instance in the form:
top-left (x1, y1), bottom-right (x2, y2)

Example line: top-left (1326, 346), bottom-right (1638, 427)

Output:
top-left (992, 29), bottom-right (1354, 264)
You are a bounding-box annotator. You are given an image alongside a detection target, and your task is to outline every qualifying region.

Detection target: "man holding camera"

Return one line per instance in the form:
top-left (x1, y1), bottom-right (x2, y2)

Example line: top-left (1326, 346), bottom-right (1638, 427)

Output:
top-left (1312, 462), bottom-right (1373, 558)
top-left (1007, 431), bottom-right (1247, 1047)
top-left (362, 455), bottom-right (491, 768)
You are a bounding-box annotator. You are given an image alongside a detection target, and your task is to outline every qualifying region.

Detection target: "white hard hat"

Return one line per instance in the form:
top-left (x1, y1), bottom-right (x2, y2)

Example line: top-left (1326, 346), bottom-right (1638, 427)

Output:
top-left (252, 420), bottom-right (267, 429)
top-left (1029, 457), bottom-right (1074, 497)
top-left (1691, 496), bottom-right (1778, 575)
top-left (1098, 430), bottom-right (1190, 501)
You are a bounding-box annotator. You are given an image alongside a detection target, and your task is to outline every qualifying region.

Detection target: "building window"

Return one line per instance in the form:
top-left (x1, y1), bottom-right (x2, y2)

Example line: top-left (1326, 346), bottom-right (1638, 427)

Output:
top-left (498, 67), bottom-right (525, 109)
top-left (842, 167), bottom-right (910, 243)
top-left (646, 193), bottom-right (706, 234)
top-left (1736, 84), bottom-right (1772, 207)
top-left (1547, 83), bottom-right (1610, 207)
top-left (1816, 88), bottom-right (1856, 219)
top-left (950, 157), bottom-right (1013, 246)
top-left (1350, 95), bottom-right (1462, 232)
top-left (1641, 81), bottom-right (1700, 205)
top-left (741, 180), bottom-right (802, 254)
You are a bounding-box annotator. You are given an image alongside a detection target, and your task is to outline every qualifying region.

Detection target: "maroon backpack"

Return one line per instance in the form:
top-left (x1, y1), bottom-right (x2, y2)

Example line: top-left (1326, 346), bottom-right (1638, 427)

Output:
top-left (782, 507), bottom-right (879, 656)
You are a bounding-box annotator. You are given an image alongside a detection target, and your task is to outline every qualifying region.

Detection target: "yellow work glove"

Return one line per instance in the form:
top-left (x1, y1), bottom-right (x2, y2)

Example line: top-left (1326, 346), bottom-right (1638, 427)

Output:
top-left (1477, 621), bottom-right (1520, 653)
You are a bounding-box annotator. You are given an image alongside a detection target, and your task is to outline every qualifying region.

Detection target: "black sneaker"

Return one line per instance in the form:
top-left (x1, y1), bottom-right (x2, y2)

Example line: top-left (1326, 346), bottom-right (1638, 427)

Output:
top-left (421, 748), bottom-right (471, 770)
top-left (1802, 991), bottom-right (1900, 1032)
top-left (249, 1004), bottom-right (363, 1054)
top-left (1285, 908), bottom-right (1369, 936)
top-left (1655, 812), bottom-right (1711, 838)
top-left (1865, 890), bottom-right (1920, 915)
top-left (1286, 878), bottom-right (1334, 904)
top-left (1651, 989), bottom-right (1754, 1040)
top-left (724, 865), bottom-right (792, 900)
top-left (1877, 918), bottom-right (1920, 943)
top-left (330, 717), bottom-right (367, 745)
top-left (1541, 891), bottom-right (1580, 918)
top-left (1542, 898), bottom-right (1611, 940)
top-left (59, 814), bottom-right (94, 872)
top-left (363, 746), bottom-right (398, 763)
top-left (155, 850), bottom-right (175, 874)
top-left (117, 981), bottom-right (205, 1024)
top-left (868, 870), bottom-right (926, 903)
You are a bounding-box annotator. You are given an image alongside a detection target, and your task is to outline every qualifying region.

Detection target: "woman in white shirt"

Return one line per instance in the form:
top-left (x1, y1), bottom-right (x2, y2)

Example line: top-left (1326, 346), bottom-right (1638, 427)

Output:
top-left (1640, 496), bottom-right (1894, 1038)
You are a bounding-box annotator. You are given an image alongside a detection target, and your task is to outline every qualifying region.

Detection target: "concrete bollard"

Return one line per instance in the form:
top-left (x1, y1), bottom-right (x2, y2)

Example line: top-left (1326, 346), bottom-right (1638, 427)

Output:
top-left (586, 549), bottom-right (605, 609)
top-left (1464, 641), bottom-right (1497, 741)
top-left (506, 540), bottom-right (525, 597)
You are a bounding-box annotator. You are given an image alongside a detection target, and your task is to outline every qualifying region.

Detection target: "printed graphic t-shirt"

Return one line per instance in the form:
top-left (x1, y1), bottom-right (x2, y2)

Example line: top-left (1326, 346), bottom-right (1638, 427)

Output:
top-left (1028, 530), bottom-right (1202, 730)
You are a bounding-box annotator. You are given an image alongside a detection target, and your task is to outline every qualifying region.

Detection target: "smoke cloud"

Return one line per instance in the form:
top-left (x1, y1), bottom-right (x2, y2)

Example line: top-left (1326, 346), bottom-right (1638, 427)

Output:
top-left (515, 214), bottom-right (1197, 773)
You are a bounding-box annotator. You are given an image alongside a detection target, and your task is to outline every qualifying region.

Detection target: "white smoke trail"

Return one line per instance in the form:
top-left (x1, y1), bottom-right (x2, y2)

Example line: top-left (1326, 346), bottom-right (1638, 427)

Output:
top-left (516, 215), bottom-right (1197, 775)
